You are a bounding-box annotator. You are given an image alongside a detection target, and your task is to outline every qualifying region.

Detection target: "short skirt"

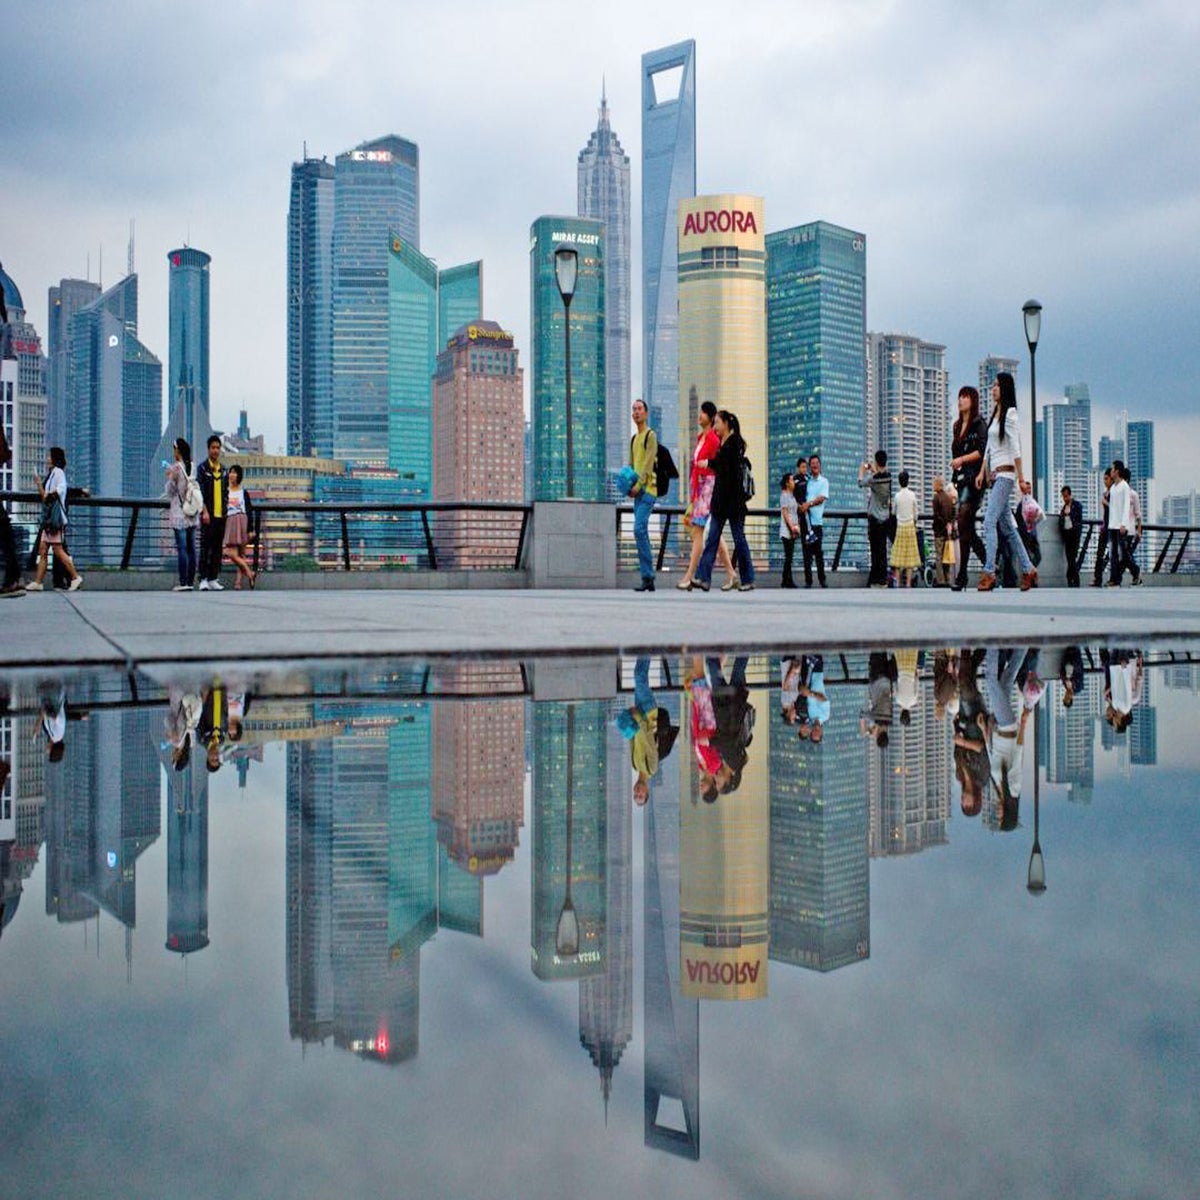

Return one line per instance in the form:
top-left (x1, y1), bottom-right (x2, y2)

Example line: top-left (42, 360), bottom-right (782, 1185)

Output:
top-left (891, 522), bottom-right (920, 569)
top-left (223, 513), bottom-right (248, 547)
top-left (40, 528), bottom-right (65, 548)
top-left (691, 474), bottom-right (715, 526)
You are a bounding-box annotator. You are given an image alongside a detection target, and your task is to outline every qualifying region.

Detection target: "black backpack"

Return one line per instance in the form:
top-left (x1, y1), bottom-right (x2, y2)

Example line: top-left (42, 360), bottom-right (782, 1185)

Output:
top-left (740, 456), bottom-right (756, 502)
top-left (631, 433), bottom-right (679, 498)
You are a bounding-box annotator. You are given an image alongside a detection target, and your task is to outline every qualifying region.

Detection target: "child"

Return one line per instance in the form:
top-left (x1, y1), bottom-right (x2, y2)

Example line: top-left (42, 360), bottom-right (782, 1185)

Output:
top-left (890, 470), bottom-right (920, 588)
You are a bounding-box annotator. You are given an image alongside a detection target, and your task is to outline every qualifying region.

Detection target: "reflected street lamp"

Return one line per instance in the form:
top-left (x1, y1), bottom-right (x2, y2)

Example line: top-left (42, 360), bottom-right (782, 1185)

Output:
top-left (1023, 299), bottom-right (1043, 500)
top-left (1028, 707), bottom-right (1047, 894)
top-left (555, 705), bottom-right (580, 957)
top-left (555, 245), bottom-right (579, 499)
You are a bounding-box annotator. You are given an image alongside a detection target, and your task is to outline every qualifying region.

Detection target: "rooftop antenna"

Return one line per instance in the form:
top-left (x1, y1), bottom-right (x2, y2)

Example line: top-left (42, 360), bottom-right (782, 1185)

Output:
top-left (128, 218), bottom-right (135, 276)
top-left (303, 138), bottom-right (307, 160)
top-left (98, 243), bottom-right (103, 289)
top-left (86, 251), bottom-right (90, 282)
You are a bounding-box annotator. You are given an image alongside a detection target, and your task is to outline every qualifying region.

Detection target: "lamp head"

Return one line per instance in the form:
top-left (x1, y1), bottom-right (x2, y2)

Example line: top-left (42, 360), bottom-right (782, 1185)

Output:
top-left (554, 244), bottom-right (579, 303)
top-left (1022, 299), bottom-right (1043, 350)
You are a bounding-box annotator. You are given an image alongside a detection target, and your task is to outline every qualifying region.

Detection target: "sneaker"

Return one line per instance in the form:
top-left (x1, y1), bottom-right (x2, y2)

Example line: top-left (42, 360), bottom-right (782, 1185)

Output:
top-left (209, 580), bottom-right (224, 591)
top-left (198, 580), bottom-right (211, 591)
top-left (24, 581), bottom-right (43, 592)
top-left (720, 575), bottom-right (740, 592)
top-left (739, 582), bottom-right (756, 592)
top-left (68, 576), bottom-right (84, 592)
top-left (172, 584), bottom-right (191, 592)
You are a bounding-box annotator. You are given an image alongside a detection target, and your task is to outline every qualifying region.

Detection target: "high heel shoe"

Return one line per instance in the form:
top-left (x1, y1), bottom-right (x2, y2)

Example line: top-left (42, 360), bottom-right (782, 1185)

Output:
top-left (675, 578), bottom-right (693, 591)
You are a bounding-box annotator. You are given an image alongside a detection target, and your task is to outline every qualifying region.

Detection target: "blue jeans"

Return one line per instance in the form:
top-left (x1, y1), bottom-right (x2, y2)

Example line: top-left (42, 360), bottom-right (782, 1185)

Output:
top-left (696, 513), bottom-right (755, 586)
top-left (173, 526), bottom-right (197, 586)
top-left (634, 490), bottom-right (656, 580)
top-left (983, 475), bottom-right (1032, 576)
top-left (634, 657), bottom-right (656, 716)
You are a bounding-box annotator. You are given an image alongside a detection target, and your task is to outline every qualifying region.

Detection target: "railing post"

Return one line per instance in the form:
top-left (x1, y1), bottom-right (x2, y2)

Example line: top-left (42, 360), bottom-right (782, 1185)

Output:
top-left (421, 508), bottom-right (438, 571)
top-left (1171, 532), bottom-right (1190, 575)
top-left (656, 512), bottom-right (672, 572)
top-left (831, 517), bottom-right (850, 572)
top-left (252, 508), bottom-right (263, 575)
top-left (340, 510), bottom-right (352, 572)
top-left (1153, 532), bottom-right (1174, 575)
top-left (120, 504), bottom-right (140, 570)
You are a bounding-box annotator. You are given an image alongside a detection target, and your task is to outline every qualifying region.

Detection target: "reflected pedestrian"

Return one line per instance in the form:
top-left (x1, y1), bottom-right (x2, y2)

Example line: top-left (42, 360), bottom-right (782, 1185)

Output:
top-left (1060, 645), bottom-right (1085, 708)
top-left (618, 657), bottom-right (660, 807)
top-left (977, 373), bottom-right (1037, 592)
top-left (677, 399), bottom-right (736, 591)
top-left (26, 448), bottom-right (82, 593)
top-left (687, 657), bottom-right (723, 802)
top-left (164, 437), bottom-right (198, 591)
top-left (982, 647), bottom-right (1028, 830)
top-left (40, 684), bottom-right (67, 763)
top-left (689, 410), bottom-right (756, 593)
top-left (798, 654), bottom-right (829, 743)
top-left (860, 651), bottom-right (895, 749)
top-left (198, 680), bottom-right (228, 772)
top-left (953, 648), bottom-right (990, 817)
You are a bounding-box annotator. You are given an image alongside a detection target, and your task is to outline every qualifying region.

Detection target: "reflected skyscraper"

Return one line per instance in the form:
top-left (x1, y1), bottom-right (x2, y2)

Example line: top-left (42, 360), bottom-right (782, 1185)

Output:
top-left (163, 745), bottom-right (209, 956)
top-left (1041, 674), bottom-right (1096, 804)
top-left (578, 86), bottom-right (632, 487)
top-left (642, 40), bottom-right (696, 441)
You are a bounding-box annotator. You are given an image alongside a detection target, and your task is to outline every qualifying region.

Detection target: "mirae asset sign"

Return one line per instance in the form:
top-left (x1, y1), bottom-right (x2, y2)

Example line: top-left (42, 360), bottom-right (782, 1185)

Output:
top-left (682, 209), bottom-right (759, 236)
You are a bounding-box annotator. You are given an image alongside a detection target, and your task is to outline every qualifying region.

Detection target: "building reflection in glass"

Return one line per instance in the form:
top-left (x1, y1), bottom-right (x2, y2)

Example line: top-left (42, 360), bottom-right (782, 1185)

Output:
top-left (162, 735), bottom-right (209, 956)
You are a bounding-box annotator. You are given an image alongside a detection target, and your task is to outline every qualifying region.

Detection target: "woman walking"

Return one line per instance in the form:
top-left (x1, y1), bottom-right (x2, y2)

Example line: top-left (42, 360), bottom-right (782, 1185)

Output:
top-left (223, 465), bottom-right (256, 589)
top-left (677, 400), bottom-right (736, 590)
top-left (164, 437), bottom-right (197, 591)
top-left (26, 447), bottom-right (82, 592)
top-left (689, 410), bottom-right (756, 593)
top-left (890, 470), bottom-right (920, 587)
top-left (950, 386), bottom-right (989, 590)
top-left (976, 373), bottom-right (1037, 592)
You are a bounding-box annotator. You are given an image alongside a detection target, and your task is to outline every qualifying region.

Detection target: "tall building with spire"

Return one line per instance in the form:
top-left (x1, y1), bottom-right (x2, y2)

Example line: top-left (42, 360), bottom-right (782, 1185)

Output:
top-left (578, 84), bottom-right (632, 491)
top-left (47, 277), bottom-right (100, 448)
top-left (642, 40), bottom-right (696, 447)
top-left (165, 247), bottom-right (212, 452)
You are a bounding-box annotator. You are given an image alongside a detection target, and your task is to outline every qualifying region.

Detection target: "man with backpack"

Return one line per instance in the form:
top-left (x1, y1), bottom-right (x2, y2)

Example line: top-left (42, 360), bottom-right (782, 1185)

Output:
top-left (629, 398), bottom-right (659, 592)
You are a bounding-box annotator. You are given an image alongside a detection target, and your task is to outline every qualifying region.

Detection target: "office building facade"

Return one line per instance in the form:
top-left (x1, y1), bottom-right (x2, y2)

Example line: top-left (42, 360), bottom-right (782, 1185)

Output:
top-left (1037, 382), bottom-right (1093, 512)
top-left (766, 221), bottom-right (867, 512)
top-left (578, 87), bottom-right (632, 492)
top-left (287, 156), bottom-right (335, 457)
top-left (866, 332), bottom-right (949, 490)
top-left (1, 266), bottom-right (47, 521)
top-left (46, 277), bottom-right (101, 448)
top-left (642, 40), bottom-right (696, 445)
top-left (677, 195), bottom-right (767, 471)
top-left (1123, 417), bottom-right (1155, 524)
top-left (165, 247), bottom-right (212, 458)
top-left (331, 135), bottom-right (419, 466)
top-left (529, 216), bottom-right (606, 501)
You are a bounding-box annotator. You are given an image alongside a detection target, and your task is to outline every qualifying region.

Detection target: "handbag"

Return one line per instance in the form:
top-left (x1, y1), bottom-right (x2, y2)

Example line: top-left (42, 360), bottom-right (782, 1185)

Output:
top-left (42, 494), bottom-right (66, 533)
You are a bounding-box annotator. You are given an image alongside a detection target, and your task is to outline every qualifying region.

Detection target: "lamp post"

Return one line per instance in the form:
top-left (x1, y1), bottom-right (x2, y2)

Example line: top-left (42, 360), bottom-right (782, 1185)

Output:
top-left (555, 705), bottom-right (580, 958)
top-left (1023, 299), bottom-right (1042, 500)
top-left (554, 245), bottom-right (579, 498)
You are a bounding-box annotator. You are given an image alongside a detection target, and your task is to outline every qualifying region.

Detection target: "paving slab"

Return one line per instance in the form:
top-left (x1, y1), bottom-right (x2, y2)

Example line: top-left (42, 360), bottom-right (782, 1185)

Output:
top-left (4, 587), bottom-right (1200, 670)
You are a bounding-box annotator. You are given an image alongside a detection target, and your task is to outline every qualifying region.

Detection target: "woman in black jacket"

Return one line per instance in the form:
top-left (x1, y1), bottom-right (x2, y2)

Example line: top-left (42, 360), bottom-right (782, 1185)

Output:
top-left (949, 386), bottom-right (989, 590)
top-left (690, 410), bottom-right (756, 592)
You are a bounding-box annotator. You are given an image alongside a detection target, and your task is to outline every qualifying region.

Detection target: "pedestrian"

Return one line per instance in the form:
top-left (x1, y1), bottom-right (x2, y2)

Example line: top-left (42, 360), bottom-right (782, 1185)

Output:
top-left (196, 434), bottom-right (228, 591)
top-left (689, 410), bottom-right (756, 593)
top-left (890, 470), bottom-right (920, 588)
top-left (802, 454), bottom-right (829, 588)
top-left (1106, 460), bottom-right (1134, 587)
top-left (1059, 486), bottom-right (1083, 587)
top-left (857, 450), bottom-right (892, 588)
top-left (1121, 465), bottom-right (1143, 585)
top-left (1059, 645), bottom-right (1085, 708)
top-left (687, 657), bottom-right (723, 802)
top-left (223, 465), bottom-right (256, 590)
top-left (950, 385), bottom-right (989, 590)
top-left (976, 373), bottom-right (1037, 592)
top-left (677, 400), bottom-right (737, 591)
top-left (163, 436), bottom-right (198, 591)
top-left (860, 651), bottom-right (895, 750)
top-left (40, 684), bottom-right (67, 763)
top-left (792, 456), bottom-right (810, 547)
top-left (953, 649), bottom-right (990, 817)
top-left (799, 654), bottom-right (830, 743)
top-left (198, 680), bottom-right (227, 773)
top-left (618, 657), bottom-right (660, 806)
top-left (1091, 468), bottom-right (1112, 587)
top-left (779, 473), bottom-right (800, 587)
top-left (628, 398), bottom-right (659, 592)
top-left (0, 413), bottom-right (23, 597)
top-left (931, 477), bottom-right (955, 586)
top-left (1016, 480), bottom-right (1044, 567)
top-left (25, 447), bottom-right (82, 592)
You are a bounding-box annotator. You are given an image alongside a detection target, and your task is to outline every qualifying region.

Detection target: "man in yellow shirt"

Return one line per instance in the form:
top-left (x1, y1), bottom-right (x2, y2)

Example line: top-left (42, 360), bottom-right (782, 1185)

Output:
top-left (620, 657), bottom-right (660, 806)
top-left (197, 435), bottom-right (229, 591)
top-left (629, 398), bottom-right (658, 592)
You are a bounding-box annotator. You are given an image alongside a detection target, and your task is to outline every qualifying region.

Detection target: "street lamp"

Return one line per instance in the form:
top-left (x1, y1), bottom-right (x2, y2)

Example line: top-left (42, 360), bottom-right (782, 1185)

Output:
top-left (555, 705), bottom-right (580, 958)
top-left (554, 244), bottom-right (579, 498)
top-left (1023, 299), bottom-right (1043, 500)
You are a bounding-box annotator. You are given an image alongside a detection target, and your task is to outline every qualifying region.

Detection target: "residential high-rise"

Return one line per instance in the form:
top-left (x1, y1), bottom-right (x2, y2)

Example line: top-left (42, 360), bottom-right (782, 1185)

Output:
top-left (1123, 417), bottom-right (1155, 524)
top-left (165, 247), bottom-right (212, 458)
top-left (529, 216), bottom-right (606, 501)
top-left (766, 222), bottom-right (867, 511)
top-left (1037, 383), bottom-right (1093, 513)
top-left (331, 135), bottom-right (419, 466)
top-left (578, 86), bottom-right (633, 492)
top-left (678, 195), bottom-right (767, 480)
top-left (386, 237), bottom-right (481, 496)
top-left (642, 40), bottom-right (696, 444)
top-left (432, 322), bottom-right (523, 566)
top-left (978, 354), bottom-right (1019, 402)
top-left (0, 266), bottom-right (47, 522)
top-left (866, 332), bottom-right (949, 489)
top-left (287, 155), bottom-right (335, 457)
top-left (46, 277), bottom-right (100, 448)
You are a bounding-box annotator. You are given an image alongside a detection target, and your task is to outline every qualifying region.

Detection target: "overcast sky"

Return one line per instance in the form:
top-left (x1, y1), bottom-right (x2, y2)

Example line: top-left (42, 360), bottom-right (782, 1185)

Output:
top-left (3, 0), bottom-right (1198, 499)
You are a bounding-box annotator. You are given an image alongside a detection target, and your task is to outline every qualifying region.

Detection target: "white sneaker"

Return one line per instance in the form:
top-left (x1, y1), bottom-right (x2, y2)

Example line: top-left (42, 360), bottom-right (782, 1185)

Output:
top-left (25, 581), bottom-right (44, 592)
top-left (172, 584), bottom-right (191, 592)
top-left (68, 576), bottom-right (84, 592)
top-left (209, 580), bottom-right (225, 591)
top-left (198, 580), bottom-right (211, 591)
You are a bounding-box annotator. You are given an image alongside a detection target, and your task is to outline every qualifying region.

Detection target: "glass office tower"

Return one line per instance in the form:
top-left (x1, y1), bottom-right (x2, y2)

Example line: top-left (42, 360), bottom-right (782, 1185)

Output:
top-left (529, 215), bottom-right (606, 502)
top-left (578, 86), bottom-right (632, 491)
top-left (165, 246), bottom-right (212, 458)
top-left (642, 40), bottom-right (696, 446)
top-left (766, 222), bottom-right (867, 508)
top-left (287, 156), bottom-right (335, 457)
top-left (331, 135), bottom-right (419, 465)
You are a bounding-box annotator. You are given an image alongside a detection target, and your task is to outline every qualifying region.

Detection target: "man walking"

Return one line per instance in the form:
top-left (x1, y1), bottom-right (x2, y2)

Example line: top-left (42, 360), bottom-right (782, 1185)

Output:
top-left (1059, 486), bottom-right (1083, 587)
top-left (802, 454), bottom-right (829, 588)
top-left (629, 398), bottom-right (658, 592)
top-left (1120, 465), bottom-right (1143, 585)
top-left (1092, 468), bottom-right (1111, 587)
top-left (197, 435), bottom-right (228, 591)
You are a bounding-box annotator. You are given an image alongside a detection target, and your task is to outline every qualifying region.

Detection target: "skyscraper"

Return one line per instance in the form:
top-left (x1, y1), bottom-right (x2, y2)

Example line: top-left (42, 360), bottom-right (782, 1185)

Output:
top-left (766, 222), bottom-right (867, 509)
top-left (642, 40), bottom-right (696, 444)
top-left (164, 748), bottom-right (209, 956)
top-left (978, 354), bottom-right (1019, 402)
top-left (678, 196), bottom-right (767, 479)
top-left (866, 332), bottom-right (949, 489)
top-left (46, 277), bottom-right (100, 448)
top-left (386, 237), bottom-right (481, 495)
top-left (529, 215), bottom-right (606, 501)
top-left (1124, 418), bottom-right (1155, 524)
top-left (0, 266), bottom-right (47, 515)
top-left (165, 247), bottom-right (212, 457)
top-left (578, 86), bottom-right (632, 489)
top-left (432, 321), bottom-right (524, 566)
top-left (288, 155), bottom-right (335, 457)
top-left (1037, 383), bottom-right (1093, 513)
top-left (331, 135), bottom-right (419, 466)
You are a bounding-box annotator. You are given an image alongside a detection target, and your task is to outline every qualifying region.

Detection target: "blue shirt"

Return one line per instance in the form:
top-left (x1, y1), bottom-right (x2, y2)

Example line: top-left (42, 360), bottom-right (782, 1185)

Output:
top-left (806, 474), bottom-right (830, 527)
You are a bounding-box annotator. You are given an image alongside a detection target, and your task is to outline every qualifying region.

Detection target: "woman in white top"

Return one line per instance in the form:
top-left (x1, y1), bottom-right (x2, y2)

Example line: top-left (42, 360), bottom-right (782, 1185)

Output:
top-left (27, 447), bottom-right (82, 592)
top-left (890, 470), bottom-right (920, 586)
top-left (982, 646), bottom-right (1028, 831)
top-left (975, 372), bottom-right (1036, 591)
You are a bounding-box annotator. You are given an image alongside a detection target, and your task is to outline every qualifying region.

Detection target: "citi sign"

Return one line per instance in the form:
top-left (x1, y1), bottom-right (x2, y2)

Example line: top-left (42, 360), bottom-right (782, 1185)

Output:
top-left (686, 957), bottom-right (762, 985)
top-left (682, 209), bottom-right (758, 237)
